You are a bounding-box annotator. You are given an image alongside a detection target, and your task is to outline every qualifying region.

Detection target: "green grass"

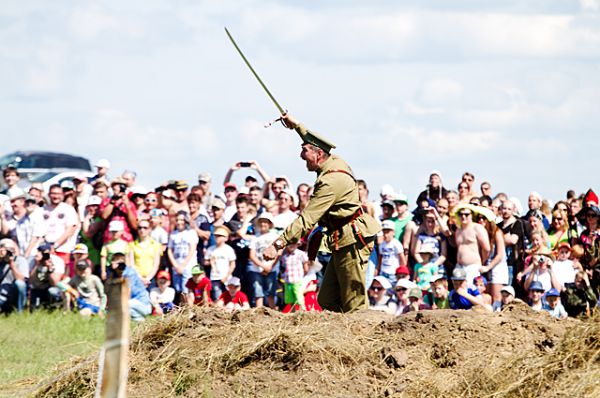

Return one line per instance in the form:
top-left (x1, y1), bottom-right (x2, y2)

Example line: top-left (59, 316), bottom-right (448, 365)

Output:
top-left (0, 311), bottom-right (105, 389)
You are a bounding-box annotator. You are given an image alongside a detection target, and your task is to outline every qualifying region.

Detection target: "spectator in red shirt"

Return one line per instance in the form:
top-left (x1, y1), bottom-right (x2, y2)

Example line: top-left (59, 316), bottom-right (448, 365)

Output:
top-left (216, 276), bottom-right (249, 312)
top-left (185, 265), bottom-right (212, 306)
top-left (99, 177), bottom-right (138, 244)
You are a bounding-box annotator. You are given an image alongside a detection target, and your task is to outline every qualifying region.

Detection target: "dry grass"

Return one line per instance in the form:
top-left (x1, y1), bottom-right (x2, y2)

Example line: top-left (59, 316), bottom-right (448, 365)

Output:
top-left (30, 305), bottom-right (600, 398)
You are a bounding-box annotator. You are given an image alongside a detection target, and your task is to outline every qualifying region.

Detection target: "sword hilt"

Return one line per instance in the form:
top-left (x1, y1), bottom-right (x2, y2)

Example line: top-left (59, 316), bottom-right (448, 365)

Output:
top-left (264, 110), bottom-right (288, 128)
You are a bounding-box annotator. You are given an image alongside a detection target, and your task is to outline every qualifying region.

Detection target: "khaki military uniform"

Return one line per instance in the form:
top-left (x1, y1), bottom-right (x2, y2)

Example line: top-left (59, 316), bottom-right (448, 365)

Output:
top-left (279, 125), bottom-right (380, 312)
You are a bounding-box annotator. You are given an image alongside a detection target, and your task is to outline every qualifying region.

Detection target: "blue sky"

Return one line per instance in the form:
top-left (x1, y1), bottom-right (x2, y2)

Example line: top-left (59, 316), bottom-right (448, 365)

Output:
top-left (1, 1), bottom-right (599, 205)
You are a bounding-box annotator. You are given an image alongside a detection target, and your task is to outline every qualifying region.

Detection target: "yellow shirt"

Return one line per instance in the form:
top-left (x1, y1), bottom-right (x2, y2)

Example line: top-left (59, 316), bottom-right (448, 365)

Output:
top-left (129, 238), bottom-right (161, 279)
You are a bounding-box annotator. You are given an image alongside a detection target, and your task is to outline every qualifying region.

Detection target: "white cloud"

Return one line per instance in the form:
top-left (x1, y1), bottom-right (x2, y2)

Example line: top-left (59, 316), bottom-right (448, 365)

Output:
top-left (69, 4), bottom-right (144, 40)
top-left (25, 40), bottom-right (66, 94)
top-left (91, 110), bottom-right (219, 159)
top-left (416, 78), bottom-right (463, 106)
top-left (581, 0), bottom-right (600, 11)
top-left (389, 125), bottom-right (500, 155)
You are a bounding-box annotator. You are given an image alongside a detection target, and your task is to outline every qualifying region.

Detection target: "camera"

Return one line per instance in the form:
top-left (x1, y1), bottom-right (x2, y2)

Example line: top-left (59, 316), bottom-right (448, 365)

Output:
top-left (41, 251), bottom-right (51, 261)
top-left (0, 252), bottom-right (13, 263)
top-left (239, 162), bottom-right (252, 168)
top-left (537, 256), bottom-right (545, 266)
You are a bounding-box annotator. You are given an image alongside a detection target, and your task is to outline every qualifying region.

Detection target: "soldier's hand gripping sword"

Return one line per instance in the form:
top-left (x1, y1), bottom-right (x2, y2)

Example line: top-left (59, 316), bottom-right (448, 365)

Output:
top-left (224, 27), bottom-right (290, 128)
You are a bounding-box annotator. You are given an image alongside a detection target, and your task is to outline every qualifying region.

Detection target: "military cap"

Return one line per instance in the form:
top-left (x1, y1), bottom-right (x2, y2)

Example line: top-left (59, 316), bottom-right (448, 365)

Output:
top-left (296, 125), bottom-right (336, 154)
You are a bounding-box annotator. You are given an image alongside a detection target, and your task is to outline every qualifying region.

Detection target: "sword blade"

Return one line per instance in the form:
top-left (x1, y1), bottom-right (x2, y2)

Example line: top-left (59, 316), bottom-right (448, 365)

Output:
top-left (225, 27), bottom-right (285, 115)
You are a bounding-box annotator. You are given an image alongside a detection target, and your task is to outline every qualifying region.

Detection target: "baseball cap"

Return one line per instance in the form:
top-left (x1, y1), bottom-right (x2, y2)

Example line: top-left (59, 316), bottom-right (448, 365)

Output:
top-left (87, 195), bottom-right (102, 206)
top-left (157, 270), bottom-right (171, 280)
top-left (198, 172), bottom-right (212, 183)
top-left (395, 265), bottom-right (410, 276)
top-left (381, 219), bottom-right (396, 231)
top-left (214, 225), bottom-right (231, 238)
top-left (255, 212), bottom-right (275, 225)
top-left (372, 275), bottom-right (392, 290)
top-left (191, 265), bottom-right (204, 275)
top-left (393, 193), bottom-right (408, 205)
top-left (108, 220), bottom-right (125, 232)
top-left (224, 182), bottom-right (237, 191)
top-left (430, 169), bottom-right (442, 179)
top-left (72, 243), bottom-right (88, 254)
top-left (545, 288), bottom-right (560, 297)
top-left (556, 242), bottom-right (571, 252)
top-left (8, 188), bottom-right (26, 201)
top-left (226, 276), bottom-right (241, 286)
top-left (382, 200), bottom-right (395, 208)
top-left (408, 288), bottom-right (422, 299)
top-left (430, 274), bottom-right (446, 284)
top-left (61, 180), bottom-right (74, 190)
top-left (380, 184), bottom-right (395, 197)
top-left (130, 185), bottom-right (148, 196)
top-left (38, 243), bottom-right (52, 253)
top-left (174, 180), bottom-right (188, 190)
top-left (396, 278), bottom-right (417, 290)
top-left (529, 281), bottom-right (545, 292)
top-left (501, 285), bottom-right (515, 296)
top-left (95, 159), bottom-right (111, 168)
top-left (0, 238), bottom-right (16, 251)
top-left (211, 197), bottom-right (226, 210)
top-left (451, 267), bottom-right (467, 281)
top-left (419, 243), bottom-right (436, 254)
top-left (76, 260), bottom-right (90, 270)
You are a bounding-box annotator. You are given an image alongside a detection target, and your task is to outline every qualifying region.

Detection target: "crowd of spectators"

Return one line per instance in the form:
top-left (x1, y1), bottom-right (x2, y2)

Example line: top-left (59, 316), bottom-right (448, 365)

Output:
top-left (0, 161), bottom-right (598, 321)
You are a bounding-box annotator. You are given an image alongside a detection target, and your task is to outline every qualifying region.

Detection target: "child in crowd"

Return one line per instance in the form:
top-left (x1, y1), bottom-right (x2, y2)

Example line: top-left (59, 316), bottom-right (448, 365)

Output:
top-left (149, 208), bottom-right (169, 252)
top-left (216, 276), bottom-right (250, 312)
top-left (473, 275), bottom-right (493, 307)
top-left (378, 220), bottom-right (405, 286)
top-left (528, 281), bottom-right (546, 311)
top-left (430, 274), bottom-right (450, 309)
top-left (66, 243), bottom-right (90, 278)
top-left (100, 220), bottom-right (130, 280)
top-left (67, 260), bottom-right (106, 316)
top-left (449, 268), bottom-right (485, 310)
top-left (205, 226), bottom-right (236, 301)
top-left (395, 265), bottom-right (411, 282)
top-left (543, 288), bottom-right (568, 319)
top-left (552, 242), bottom-right (578, 288)
top-left (413, 245), bottom-right (438, 295)
top-left (167, 211), bottom-right (199, 298)
top-left (281, 242), bottom-right (309, 311)
top-left (248, 212), bottom-right (279, 308)
top-left (402, 288), bottom-right (431, 314)
top-left (185, 265), bottom-right (212, 307)
top-left (494, 285), bottom-right (516, 312)
top-left (150, 270), bottom-right (176, 315)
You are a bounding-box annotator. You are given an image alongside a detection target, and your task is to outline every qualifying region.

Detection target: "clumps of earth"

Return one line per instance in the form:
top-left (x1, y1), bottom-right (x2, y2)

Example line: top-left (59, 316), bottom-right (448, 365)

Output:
top-left (35, 303), bottom-right (600, 397)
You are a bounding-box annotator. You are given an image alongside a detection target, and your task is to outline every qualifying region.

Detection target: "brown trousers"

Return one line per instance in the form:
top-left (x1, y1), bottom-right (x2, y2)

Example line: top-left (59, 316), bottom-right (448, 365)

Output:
top-left (317, 238), bottom-right (374, 313)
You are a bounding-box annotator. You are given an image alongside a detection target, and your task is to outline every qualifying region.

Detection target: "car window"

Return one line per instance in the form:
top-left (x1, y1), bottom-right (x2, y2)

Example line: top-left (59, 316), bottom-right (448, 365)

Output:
top-left (29, 172), bottom-right (58, 182)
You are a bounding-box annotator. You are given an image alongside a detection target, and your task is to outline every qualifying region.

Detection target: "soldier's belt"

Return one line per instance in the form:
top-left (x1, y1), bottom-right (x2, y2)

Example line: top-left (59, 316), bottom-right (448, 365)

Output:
top-left (323, 208), bottom-right (368, 250)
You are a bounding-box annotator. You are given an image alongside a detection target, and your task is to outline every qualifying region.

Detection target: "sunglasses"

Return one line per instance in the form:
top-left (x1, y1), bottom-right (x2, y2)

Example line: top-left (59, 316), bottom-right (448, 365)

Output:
top-left (553, 218), bottom-right (563, 221)
top-left (145, 198), bottom-right (157, 203)
top-left (138, 226), bottom-right (150, 230)
top-left (459, 212), bottom-right (472, 217)
top-left (370, 286), bottom-right (384, 292)
top-left (395, 287), bottom-right (407, 292)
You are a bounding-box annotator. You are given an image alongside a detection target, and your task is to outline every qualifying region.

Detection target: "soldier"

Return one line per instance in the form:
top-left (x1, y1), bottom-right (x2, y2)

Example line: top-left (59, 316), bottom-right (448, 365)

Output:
top-left (263, 114), bottom-right (380, 313)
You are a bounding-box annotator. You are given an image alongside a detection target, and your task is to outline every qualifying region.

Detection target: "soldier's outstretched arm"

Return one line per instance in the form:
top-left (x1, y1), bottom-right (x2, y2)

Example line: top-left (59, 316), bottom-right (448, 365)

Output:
top-left (281, 113), bottom-right (300, 130)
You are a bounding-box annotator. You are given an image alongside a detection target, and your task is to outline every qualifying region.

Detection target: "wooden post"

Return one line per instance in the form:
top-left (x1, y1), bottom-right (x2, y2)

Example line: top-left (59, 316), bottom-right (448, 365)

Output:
top-left (96, 278), bottom-right (130, 398)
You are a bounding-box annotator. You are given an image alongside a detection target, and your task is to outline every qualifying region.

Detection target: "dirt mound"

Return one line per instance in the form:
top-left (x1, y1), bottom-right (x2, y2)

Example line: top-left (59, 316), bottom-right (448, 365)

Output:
top-left (35, 303), bottom-right (599, 398)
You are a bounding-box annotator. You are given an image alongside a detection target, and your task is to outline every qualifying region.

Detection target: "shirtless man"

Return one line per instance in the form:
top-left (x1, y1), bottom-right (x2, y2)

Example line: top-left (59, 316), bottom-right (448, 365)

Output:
top-left (454, 206), bottom-right (490, 285)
